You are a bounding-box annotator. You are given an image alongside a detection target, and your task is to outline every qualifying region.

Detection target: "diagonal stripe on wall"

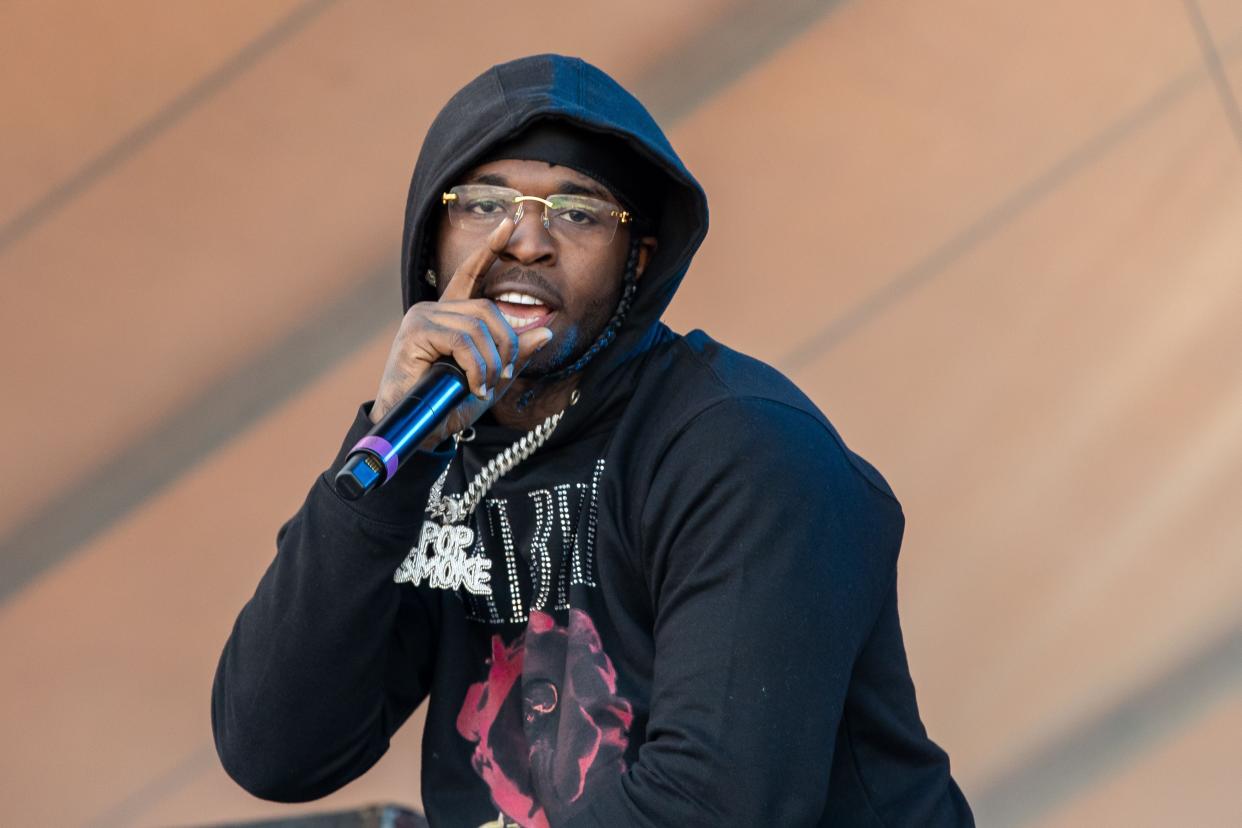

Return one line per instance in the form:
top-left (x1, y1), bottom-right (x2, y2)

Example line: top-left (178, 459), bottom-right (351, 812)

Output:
top-left (0, 0), bottom-right (850, 603)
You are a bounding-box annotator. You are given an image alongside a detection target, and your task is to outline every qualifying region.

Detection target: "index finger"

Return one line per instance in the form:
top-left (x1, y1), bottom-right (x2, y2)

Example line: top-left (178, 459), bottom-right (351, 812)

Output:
top-left (439, 218), bottom-right (515, 302)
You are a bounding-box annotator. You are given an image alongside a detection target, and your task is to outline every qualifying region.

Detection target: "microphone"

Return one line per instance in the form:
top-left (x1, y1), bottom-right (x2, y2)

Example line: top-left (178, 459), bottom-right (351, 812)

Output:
top-left (334, 359), bottom-right (470, 500)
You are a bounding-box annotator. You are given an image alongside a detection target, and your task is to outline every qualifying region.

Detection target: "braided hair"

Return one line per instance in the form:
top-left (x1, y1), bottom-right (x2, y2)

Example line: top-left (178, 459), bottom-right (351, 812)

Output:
top-left (516, 235), bottom-right (642, 409)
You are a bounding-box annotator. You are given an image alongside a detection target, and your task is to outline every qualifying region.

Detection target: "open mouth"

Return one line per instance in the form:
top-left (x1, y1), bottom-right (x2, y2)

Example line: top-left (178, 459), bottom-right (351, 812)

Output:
top-left (491, 290), bottom-right (557, 333)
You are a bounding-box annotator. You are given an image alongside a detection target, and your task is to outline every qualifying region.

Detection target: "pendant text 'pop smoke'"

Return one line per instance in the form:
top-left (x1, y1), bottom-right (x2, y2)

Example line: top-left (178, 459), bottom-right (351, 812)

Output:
top-left (395, 521), bottom-right (493, 595)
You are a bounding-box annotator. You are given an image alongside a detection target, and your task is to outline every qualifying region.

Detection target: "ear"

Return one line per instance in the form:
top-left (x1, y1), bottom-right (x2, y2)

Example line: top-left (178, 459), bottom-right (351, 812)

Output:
top-left (635, 236), bottom-right (658, 281)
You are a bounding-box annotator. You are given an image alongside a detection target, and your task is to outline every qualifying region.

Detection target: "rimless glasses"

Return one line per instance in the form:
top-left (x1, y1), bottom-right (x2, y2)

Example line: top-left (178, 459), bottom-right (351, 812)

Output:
top-left (442, 185), bottom-right (632, 247)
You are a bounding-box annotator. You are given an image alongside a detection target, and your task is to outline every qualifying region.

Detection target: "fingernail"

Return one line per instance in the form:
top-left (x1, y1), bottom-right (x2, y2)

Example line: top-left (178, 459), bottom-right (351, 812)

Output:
top-left (535, 328), bottom-right (554, 349)
top-left (501, 363), bottom-right (514, 380)
top-left (477, 384), bottom-right (489, 399)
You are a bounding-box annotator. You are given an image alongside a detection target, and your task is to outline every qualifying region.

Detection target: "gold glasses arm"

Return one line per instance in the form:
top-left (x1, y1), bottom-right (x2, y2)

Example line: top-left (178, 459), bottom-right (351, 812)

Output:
top-left (441, 192), bottom-right (457, 204)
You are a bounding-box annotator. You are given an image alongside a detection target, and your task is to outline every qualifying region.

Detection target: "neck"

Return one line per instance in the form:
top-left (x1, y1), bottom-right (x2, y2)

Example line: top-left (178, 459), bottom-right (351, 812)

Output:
top-left (490, 375), bottom-right (579, 431)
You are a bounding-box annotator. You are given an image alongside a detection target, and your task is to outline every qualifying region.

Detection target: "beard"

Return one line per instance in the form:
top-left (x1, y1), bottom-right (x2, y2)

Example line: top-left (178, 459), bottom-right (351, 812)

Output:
top-left (519, 289), bottom-right (620, 379)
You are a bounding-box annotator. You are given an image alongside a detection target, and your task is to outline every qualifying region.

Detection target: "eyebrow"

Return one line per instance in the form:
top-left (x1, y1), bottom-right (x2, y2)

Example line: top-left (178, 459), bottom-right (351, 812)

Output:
top-left (468, 172), bottom-right (510, 187)
top-left (464, 172), bottom-right (613, 202)
top-left (555, 180), bottom-right (612, 201)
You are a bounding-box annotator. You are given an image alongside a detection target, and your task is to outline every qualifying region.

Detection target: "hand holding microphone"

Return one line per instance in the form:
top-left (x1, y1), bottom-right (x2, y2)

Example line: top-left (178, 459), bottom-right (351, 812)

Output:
top-left (335, 220), bottom-right (553, 499)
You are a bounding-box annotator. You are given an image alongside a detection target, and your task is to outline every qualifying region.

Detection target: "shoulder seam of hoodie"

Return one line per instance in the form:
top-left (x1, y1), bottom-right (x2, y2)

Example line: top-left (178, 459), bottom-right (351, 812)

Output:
top-left (634, 392), bottom-right (904, 592)
top-left (666, 336), bottom-right (902, 506)
top-left (644, 352), bottom-right (903, 510)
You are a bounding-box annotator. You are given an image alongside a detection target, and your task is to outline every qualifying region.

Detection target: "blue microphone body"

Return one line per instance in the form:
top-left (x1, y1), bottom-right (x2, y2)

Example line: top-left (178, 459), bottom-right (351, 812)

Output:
top-left (334, 359), bottom-right (470, 500)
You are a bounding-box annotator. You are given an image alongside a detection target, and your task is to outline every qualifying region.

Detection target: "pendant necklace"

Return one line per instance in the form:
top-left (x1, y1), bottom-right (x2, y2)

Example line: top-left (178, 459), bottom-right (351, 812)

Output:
top-left (394, 389), bottom-right (580, 596)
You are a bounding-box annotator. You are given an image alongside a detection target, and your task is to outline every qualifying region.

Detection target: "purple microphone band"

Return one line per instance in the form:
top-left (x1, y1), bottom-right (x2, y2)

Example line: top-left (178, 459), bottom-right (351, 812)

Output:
top-left (353, 436), bottom-right (398, 480)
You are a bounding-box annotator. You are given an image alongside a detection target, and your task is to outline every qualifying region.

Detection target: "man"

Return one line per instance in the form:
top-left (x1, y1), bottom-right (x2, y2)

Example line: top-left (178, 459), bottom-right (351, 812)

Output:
top-left (212, 54), bottom-right (973, 827)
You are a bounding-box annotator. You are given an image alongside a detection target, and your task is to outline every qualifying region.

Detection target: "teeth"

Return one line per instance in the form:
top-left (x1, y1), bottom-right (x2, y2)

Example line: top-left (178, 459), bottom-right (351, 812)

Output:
top-left (501, 312), bottom-right (541, 329)
top-left (495, 291), bottom-right (544, 306)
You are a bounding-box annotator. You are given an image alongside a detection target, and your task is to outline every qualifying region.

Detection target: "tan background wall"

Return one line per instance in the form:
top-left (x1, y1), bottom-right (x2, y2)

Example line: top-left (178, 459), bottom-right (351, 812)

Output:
top-left (2, 1), bottom-right (1240, 825)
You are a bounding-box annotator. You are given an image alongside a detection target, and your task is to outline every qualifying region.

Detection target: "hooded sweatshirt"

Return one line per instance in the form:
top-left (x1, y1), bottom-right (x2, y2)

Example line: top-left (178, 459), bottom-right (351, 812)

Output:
top-left (212, 54), bottom-right (973, 828)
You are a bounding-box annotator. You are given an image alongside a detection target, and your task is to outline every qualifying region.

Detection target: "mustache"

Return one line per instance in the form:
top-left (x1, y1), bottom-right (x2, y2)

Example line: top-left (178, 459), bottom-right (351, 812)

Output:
top-left (480, 266), bottom-right (565, 308)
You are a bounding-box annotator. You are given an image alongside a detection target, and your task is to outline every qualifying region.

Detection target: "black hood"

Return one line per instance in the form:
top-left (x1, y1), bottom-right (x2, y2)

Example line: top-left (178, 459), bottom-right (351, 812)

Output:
top-left (398, 54), bottom-right (709, 443)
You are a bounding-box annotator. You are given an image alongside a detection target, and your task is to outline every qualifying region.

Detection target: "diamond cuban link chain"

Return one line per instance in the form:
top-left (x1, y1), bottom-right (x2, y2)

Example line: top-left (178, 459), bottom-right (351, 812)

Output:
top-left (426, 389), bottom-right (580, 525)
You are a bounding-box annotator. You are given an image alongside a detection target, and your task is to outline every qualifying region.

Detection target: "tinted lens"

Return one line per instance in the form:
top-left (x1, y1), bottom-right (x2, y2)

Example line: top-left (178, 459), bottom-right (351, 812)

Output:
top-left (546, 195), bottom-right (621, 246)
top-left (444, 186), bottom-right (626, 246)
top-left (445, 185), bottom-right (519, 231)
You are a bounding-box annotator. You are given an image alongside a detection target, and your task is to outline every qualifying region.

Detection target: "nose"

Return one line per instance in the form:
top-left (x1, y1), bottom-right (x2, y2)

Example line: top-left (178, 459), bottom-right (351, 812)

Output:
top-left (501, 201), bottom-right (556, 265)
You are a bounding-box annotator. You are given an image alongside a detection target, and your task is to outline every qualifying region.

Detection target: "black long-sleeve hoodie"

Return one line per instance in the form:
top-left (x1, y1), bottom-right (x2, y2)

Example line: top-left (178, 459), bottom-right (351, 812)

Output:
top-left (212, 54), bottom-right (973, 827)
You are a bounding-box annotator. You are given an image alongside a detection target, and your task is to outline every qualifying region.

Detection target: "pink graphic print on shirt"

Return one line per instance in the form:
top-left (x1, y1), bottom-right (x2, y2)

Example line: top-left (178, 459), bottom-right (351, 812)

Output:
top-left (456, 609), bottom-right (634, 828)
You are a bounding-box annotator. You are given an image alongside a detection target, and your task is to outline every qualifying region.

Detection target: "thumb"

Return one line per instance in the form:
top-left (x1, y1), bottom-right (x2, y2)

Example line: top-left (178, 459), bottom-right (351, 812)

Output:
top-left (491, 326), bottom-right (554, 402)
top-left (513, 326), bottom-right (555, 372)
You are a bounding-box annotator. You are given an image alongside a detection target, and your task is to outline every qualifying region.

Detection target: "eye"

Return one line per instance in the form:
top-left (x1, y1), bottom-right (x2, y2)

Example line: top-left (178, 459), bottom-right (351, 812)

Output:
top-left (466, 198), bottom-right (506, 216)
top-left (564, 209), bottom-right (597, 225)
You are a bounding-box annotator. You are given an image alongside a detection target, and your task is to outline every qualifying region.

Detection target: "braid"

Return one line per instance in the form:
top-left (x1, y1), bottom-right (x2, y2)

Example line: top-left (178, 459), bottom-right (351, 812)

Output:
top-left (517, 236), bottom-right (642, 408)
top-left (544, 237), bottom-right (641, 382)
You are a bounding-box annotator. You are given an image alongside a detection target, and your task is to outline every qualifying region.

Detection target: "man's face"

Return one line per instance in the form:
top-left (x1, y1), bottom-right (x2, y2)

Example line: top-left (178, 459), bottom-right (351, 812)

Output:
top-left (434, 158), bottom-right (646, 376)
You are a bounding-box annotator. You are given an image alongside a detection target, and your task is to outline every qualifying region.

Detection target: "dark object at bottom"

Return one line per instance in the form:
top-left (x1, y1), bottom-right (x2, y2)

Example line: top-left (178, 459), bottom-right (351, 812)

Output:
top-left (189, 803), bottom-right (428, 828)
